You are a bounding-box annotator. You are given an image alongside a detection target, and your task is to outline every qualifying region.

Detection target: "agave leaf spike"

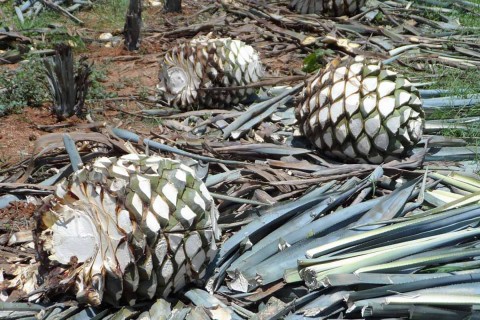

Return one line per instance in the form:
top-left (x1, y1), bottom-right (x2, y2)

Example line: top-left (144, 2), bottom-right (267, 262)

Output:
top-left (450, 173), bottom-right (480, 188)
top-left (302, 228), bottom-right (480, 289)
top-left (63, 134), bottom-right (83, 171)
top-left (111, 127), bottom-right (246, 166)
top-left (214, 183), bottom-right (334, 268)
top-left (236, 195), bottom-right (386, 288)
top-left (305, 203), bottom-right (480, 259)
top-left (426, 189), bottom-right (464, 206)
top-left (356, 247), bottom-right (480, 274)
top-left (238, 168), bottom-right (417, 286)
top-left (352, 284), bottom-right (480, 308)
top-left (227, 180), bottom-right (337, 272)
top-left (322, 272), bottom-right (469, 287)
top-left (228, 175), bottom-right (375, 274)
top-left (423, 95), bottom-right (480, 109)
top-left (430, 172), bottom-right (480, 193)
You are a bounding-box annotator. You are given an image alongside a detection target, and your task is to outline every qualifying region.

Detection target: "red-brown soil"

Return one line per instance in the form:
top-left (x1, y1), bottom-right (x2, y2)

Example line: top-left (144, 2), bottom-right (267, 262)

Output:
top-left (0, 0), bottom-right (303, 165)
top-left (0, 201), bottom-right (36, 233)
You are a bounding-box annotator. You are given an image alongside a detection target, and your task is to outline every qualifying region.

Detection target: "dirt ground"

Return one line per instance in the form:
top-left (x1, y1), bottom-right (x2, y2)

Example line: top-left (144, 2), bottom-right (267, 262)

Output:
top-left (0, 201), bottom-right (36, 233)
top-left (0, 107), bottom-right (53, 164)
top-left (0, 0), bottom-right (302, 165)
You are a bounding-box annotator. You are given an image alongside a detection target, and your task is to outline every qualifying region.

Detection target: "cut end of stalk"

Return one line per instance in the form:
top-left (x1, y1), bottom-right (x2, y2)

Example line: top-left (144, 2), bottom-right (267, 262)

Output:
top-left (40, 205), bottom-right (99, 265)
top-left (346, 303), bottom-right (359, 314)
top-left (226, 269), bottom-right (259, 293)
top-left (361, 306), bottom-right (374, 317)
top-left (303, 268), bottom-right (320, 290)
top-left (305, 248), bottom-right (318, 259)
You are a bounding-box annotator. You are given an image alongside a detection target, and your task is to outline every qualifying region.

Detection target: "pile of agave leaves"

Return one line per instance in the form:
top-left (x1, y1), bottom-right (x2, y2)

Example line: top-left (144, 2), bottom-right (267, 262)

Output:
top-left (2, 0), bottom-right (480, 319)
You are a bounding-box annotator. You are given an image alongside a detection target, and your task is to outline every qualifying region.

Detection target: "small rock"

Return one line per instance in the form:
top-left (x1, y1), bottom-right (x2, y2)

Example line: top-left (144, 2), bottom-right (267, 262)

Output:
top-left (99, 32), bottom-right (113, 41)
top-left (148, 0), bottom-right (162, 6)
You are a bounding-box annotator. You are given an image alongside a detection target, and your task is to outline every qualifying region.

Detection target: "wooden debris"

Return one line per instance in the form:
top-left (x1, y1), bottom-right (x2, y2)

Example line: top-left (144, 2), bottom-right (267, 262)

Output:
top-left (163, 0), bottom-right (182, 13)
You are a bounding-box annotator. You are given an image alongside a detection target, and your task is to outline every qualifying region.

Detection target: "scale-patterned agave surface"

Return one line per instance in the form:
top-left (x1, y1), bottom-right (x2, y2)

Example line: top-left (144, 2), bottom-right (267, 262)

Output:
top-left (36, 154), bottom-right (220, 306)
top-left (289, 0), bottom-right (366, 16)
top-left (297, 56), bottom-right (425, 164)
top-left (157, 37), bottom-right (264, 110)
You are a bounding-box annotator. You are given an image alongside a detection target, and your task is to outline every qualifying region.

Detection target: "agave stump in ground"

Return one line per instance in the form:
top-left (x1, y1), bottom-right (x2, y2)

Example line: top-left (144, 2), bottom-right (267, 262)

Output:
top-left (124, 0), bottom-right (142, 51)
top-left (35, 154), bottom-right (220, 306)
top-left (157, 37), bottom-right (264, 110)
top-left (296, 56), bottom-right (425, 164)
top-left (44, 44), bottom-right (91, 120)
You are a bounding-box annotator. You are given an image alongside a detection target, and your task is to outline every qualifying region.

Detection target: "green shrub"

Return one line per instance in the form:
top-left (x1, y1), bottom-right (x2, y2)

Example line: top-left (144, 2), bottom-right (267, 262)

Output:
top-left (0, 58), bottom-right (49, 115)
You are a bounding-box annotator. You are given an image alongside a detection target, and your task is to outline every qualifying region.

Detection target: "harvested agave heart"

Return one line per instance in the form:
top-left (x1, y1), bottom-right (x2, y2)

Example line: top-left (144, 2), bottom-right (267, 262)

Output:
top-left (289, 0), bottom-right (366, 16)
top-left (296, 56), bottom-right (425, 164)
top-left (157, 37), bottom-right (264, 110)
top-left (36, 154), bottom-right (220, 306)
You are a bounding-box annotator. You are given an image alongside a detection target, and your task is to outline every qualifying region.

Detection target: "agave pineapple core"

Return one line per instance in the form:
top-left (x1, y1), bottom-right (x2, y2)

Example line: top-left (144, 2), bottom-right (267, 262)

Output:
top-left (289, 0), bottom-right (366, 16)
top-left (38, 154), bottom-right (220, 306)
top-left (297, 56), bottom-right (424, 164)
top-left (157, 37), bottom-right (264, 110)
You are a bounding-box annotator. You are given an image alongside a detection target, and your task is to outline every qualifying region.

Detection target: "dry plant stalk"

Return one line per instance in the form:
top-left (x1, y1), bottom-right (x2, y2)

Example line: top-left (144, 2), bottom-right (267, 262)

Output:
top-left (44, 44), bottom-right (91, 120)
top-left (124, 0), bottom-right (142, 51)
